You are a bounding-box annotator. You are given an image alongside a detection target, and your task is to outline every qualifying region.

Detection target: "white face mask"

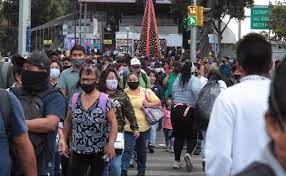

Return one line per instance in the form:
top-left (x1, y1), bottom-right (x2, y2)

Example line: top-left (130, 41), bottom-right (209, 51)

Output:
top-left (106, 79), bottom-right (118, 90)
top-left (50, 68), bottom-right (60, 78)
top-left (154, 68), bottom-right (161, 73)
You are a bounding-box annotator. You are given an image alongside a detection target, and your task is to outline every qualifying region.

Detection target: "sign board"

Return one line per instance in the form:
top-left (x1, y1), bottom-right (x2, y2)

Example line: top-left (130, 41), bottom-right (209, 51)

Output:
top-left (26, 26), bottom-right (31, 52)
top-left (187, 6), bottom-right (198, 16)
top-left (43, 40), bottom-right (53, 45)
top-left (251, 6), bottom-right (272, 29)
top-left (103, 39), bottom-right (112, 45)
top-left (63, 24), bottom-right (68, 35)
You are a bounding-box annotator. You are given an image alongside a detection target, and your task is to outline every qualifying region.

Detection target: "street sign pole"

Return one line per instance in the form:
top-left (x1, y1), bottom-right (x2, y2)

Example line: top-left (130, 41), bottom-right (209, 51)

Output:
top-left (190, 0), bottom-right (197, 63)
top-left (18, 0), bottom-right (31, 56)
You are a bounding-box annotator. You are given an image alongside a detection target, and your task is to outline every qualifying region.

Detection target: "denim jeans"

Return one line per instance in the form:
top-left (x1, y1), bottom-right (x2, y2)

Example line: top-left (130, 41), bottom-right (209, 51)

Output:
top-left (122, 130), bottom-right (150, 173)
top-left (163, 128), bottom-right (174, 148)
top-left (102, 154), bottom-right (122, 176)
top-left (149, 123), bottom-right (158, 146)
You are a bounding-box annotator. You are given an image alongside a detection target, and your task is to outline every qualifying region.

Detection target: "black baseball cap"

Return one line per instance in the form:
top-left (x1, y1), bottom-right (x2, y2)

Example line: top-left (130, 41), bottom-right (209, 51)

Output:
top-left (11, 55), bottom-right (26, 67)
top-left (26, 52), bottom-right (51, 71)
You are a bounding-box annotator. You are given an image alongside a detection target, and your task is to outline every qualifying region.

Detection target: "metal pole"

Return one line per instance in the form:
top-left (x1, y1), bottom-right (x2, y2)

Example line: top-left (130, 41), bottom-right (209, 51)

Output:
top-left (79, 2), bottom-right (82, 45)
top-left (127, 31), bottom-right (129, 54)
top-left (238, 20), bottom-right (241, 40)
top-left (18, 0), bottom-right (31, 56)
top-left (190, 0), bottom-right (197, 63)
top-left (84, 2), bottom-right (87, 47)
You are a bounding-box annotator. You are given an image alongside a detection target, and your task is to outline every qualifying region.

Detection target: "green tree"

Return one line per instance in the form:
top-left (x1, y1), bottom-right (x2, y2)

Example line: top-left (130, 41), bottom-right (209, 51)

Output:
top-left (269, 2), bottom-right (286, 41)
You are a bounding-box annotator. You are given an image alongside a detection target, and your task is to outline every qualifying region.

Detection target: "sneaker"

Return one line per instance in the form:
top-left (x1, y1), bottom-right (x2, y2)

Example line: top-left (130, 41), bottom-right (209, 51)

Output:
top-left (184, 153), bottom-right (193, 172)
top-left (121, 170), bottom-right (128, 176)
top-left (172, 161), bottom-right (182, 169)
top-left (169, 147), bottom-right (174, 153)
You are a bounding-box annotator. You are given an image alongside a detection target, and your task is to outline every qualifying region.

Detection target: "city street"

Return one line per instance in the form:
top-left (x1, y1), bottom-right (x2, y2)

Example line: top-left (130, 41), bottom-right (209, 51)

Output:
top-left (129, 132), bottom-right (205, 176)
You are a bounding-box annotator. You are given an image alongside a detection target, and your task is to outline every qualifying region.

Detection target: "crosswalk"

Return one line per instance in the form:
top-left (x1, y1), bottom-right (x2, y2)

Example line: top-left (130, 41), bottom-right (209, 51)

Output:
top-left (128, 131), bottom-right (206, 176)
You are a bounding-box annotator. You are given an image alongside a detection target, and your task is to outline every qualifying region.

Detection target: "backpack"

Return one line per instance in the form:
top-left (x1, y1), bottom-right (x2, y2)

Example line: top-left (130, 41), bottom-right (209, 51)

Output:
top-left (0, 62), bottom-right (13, 89)
top-left (235, 162), bottom-right (276, 176)
top-left (10, 87), bottom-right (61, 160)
top-left (123, 71), bottom-right (148, 89)
top-left (196, 80), bottom-right (221, 131)
top-left (71, 92), bottom-right (109, 116)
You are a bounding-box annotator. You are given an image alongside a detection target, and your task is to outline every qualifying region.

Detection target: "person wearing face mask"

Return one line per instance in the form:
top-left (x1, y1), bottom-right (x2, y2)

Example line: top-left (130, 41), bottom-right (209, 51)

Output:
top-left (163, 61), bottom-right (181, 99)
top-left (153, 62), bottom-right (166, 87)
top-left (119, 58), bottom-right (152, 89)
top-left (60, 63), bottom-right (118, 176)
top-left (163, 98), bottom-right (174, 153)
top-left (121, 72), bottom-right (161, 176)
top-left (236, 60), bottom-right (286, 176)
top-left (61, 57), bottom-right (72, 70)
top-left (99, 68), bottom-right (139, 176)
top-left (50, 60), bottom-right (61, 87)
top-left (57, 45), bottom-right (86, 100)
top-left (11, 52), bottom-right (67, 176)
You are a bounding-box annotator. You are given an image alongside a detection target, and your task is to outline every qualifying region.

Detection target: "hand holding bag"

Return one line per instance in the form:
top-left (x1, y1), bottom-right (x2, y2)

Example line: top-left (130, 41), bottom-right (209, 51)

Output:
top-left (143, 89), bottom-right (165, 125)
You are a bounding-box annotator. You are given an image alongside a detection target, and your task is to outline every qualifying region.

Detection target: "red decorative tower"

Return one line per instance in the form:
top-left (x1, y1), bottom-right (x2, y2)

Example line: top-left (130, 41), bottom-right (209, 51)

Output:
top-left (138, 0), bottom-right (161, 59)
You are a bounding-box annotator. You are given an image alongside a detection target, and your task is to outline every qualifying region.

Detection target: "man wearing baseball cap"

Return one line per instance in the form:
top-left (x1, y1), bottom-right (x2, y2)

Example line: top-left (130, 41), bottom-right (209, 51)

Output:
top-left (11, 52), bottom-right (66, 175)
top-left (120, 57), bottom-right (151, 89)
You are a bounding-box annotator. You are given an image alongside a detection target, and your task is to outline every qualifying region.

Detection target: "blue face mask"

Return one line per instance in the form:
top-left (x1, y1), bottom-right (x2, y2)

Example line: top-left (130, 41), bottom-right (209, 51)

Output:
top-left (72, 59), bottom-right (85, 67)
top-left (123, 67), bottom-right (129, 73)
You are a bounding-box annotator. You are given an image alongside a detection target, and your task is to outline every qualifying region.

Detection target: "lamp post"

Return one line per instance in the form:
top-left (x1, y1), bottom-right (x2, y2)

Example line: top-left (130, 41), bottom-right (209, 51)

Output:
top-left (126, 26), bottom-right (130, 54)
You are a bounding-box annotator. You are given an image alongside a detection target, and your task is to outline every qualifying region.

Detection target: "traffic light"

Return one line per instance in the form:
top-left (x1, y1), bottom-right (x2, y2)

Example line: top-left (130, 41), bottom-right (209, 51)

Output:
top-left (187, 6), bottom-right (207, 27)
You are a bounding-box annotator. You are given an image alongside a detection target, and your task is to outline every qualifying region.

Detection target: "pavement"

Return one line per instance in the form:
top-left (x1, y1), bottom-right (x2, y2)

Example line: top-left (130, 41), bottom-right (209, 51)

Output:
top-left (128, 130), bottom-right (206, 176)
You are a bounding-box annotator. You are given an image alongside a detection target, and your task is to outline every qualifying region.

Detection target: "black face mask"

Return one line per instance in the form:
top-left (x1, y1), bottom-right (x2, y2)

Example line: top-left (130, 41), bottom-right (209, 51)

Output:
top-left (21, 70), bottom-right (49, 93)
top-left (62, 65), bottom-right (71, 70)
top-left (128, 81), bottom-right (139, 90)
top-left (234, 74), bottom-right (241, 81)
top-left (80, 83), bottom-right (96, 94)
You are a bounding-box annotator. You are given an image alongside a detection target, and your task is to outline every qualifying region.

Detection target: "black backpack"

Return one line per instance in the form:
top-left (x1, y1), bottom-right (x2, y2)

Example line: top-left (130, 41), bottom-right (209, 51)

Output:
top-left (195, 80), bottom-right (221, 131)
top-left (10, 87), bottom-right (60, 161)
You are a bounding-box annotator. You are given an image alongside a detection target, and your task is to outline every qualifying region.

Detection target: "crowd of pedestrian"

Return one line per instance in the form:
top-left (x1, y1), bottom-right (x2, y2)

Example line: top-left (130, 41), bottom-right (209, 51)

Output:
top-left (0, 32), bottom-right (285, 176)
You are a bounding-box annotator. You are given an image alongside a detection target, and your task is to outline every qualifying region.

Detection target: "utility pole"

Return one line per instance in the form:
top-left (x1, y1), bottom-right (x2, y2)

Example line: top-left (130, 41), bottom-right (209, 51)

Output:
top-left (190, 0), bottom-right (197, 63)
top-left (79, 2), bottom-right (82, 45)
top-left (18, 0), bottom-right (31, 56)
top-left (84, 2), bottom-right (87, 47)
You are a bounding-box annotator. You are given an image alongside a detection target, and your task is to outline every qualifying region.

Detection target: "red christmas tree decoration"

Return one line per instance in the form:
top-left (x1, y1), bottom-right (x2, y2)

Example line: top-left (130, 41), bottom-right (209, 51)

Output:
top-left (138, 0), bottom-right (161, 59)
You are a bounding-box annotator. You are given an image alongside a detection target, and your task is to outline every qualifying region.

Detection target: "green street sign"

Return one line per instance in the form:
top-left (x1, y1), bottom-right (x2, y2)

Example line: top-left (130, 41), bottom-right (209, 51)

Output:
top-left (187, 16), bottom-right (198, 26)
top-left (251, 5), bottom-right (272, 29)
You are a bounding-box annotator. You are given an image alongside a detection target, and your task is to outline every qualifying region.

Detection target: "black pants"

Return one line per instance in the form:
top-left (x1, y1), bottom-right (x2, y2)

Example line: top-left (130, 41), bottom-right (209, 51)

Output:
top-left (67, 152), bottom-right (106, 176)
top-left (171, 105), bottom-right (198, 161)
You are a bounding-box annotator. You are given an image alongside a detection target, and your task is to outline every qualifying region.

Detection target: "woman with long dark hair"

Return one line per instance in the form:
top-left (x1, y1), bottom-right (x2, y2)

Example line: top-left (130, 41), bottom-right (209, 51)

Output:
top-left (99, 68), bottom-right (139, 176)
top-left (171, 62), bottom-right (202, 171)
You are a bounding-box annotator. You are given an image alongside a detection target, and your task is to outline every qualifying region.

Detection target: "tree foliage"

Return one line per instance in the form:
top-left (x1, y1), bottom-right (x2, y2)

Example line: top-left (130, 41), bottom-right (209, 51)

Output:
top-left (269, 2), bottom-right (286, 41)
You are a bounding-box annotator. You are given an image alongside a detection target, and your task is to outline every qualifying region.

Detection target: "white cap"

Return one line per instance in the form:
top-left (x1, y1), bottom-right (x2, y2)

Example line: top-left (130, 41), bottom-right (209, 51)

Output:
top-left (130, 58), bottom-right (141, 66)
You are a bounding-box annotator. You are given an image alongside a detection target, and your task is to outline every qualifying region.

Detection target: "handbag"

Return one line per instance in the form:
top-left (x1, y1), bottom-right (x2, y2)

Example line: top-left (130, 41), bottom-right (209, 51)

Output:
top-left (114, 132), bottom-right (124, 149)
top-left (143, 89), bottom-right (165, 125)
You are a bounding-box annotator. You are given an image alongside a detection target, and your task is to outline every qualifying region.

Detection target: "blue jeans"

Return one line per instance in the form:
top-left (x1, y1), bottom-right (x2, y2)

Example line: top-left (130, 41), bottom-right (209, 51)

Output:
top-left (122, 130), bottom-right (150, 173)
top-left (149, 123), bottom-right (158, 146)
top-left (163, 128), bottom-right (174, 148)
top-left (102, 154), bottom-right (122, 176)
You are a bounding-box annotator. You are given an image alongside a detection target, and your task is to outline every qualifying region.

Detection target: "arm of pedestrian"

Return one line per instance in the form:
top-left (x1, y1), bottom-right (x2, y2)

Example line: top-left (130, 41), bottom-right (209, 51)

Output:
top-left (143, 90), bottom-right (161, 108)
top-left (60, 88), bottom-right (67, 98)
top-left (13, 132), bottom-right (37, 176)
top-left (25, 115), bottom-right (60, 133)
top-left (58, 128), bottom-right (69, 158)
top-left (105, 108), bottom-right (118, 160)
top-left (122, 93), bottom-right (139, 131)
